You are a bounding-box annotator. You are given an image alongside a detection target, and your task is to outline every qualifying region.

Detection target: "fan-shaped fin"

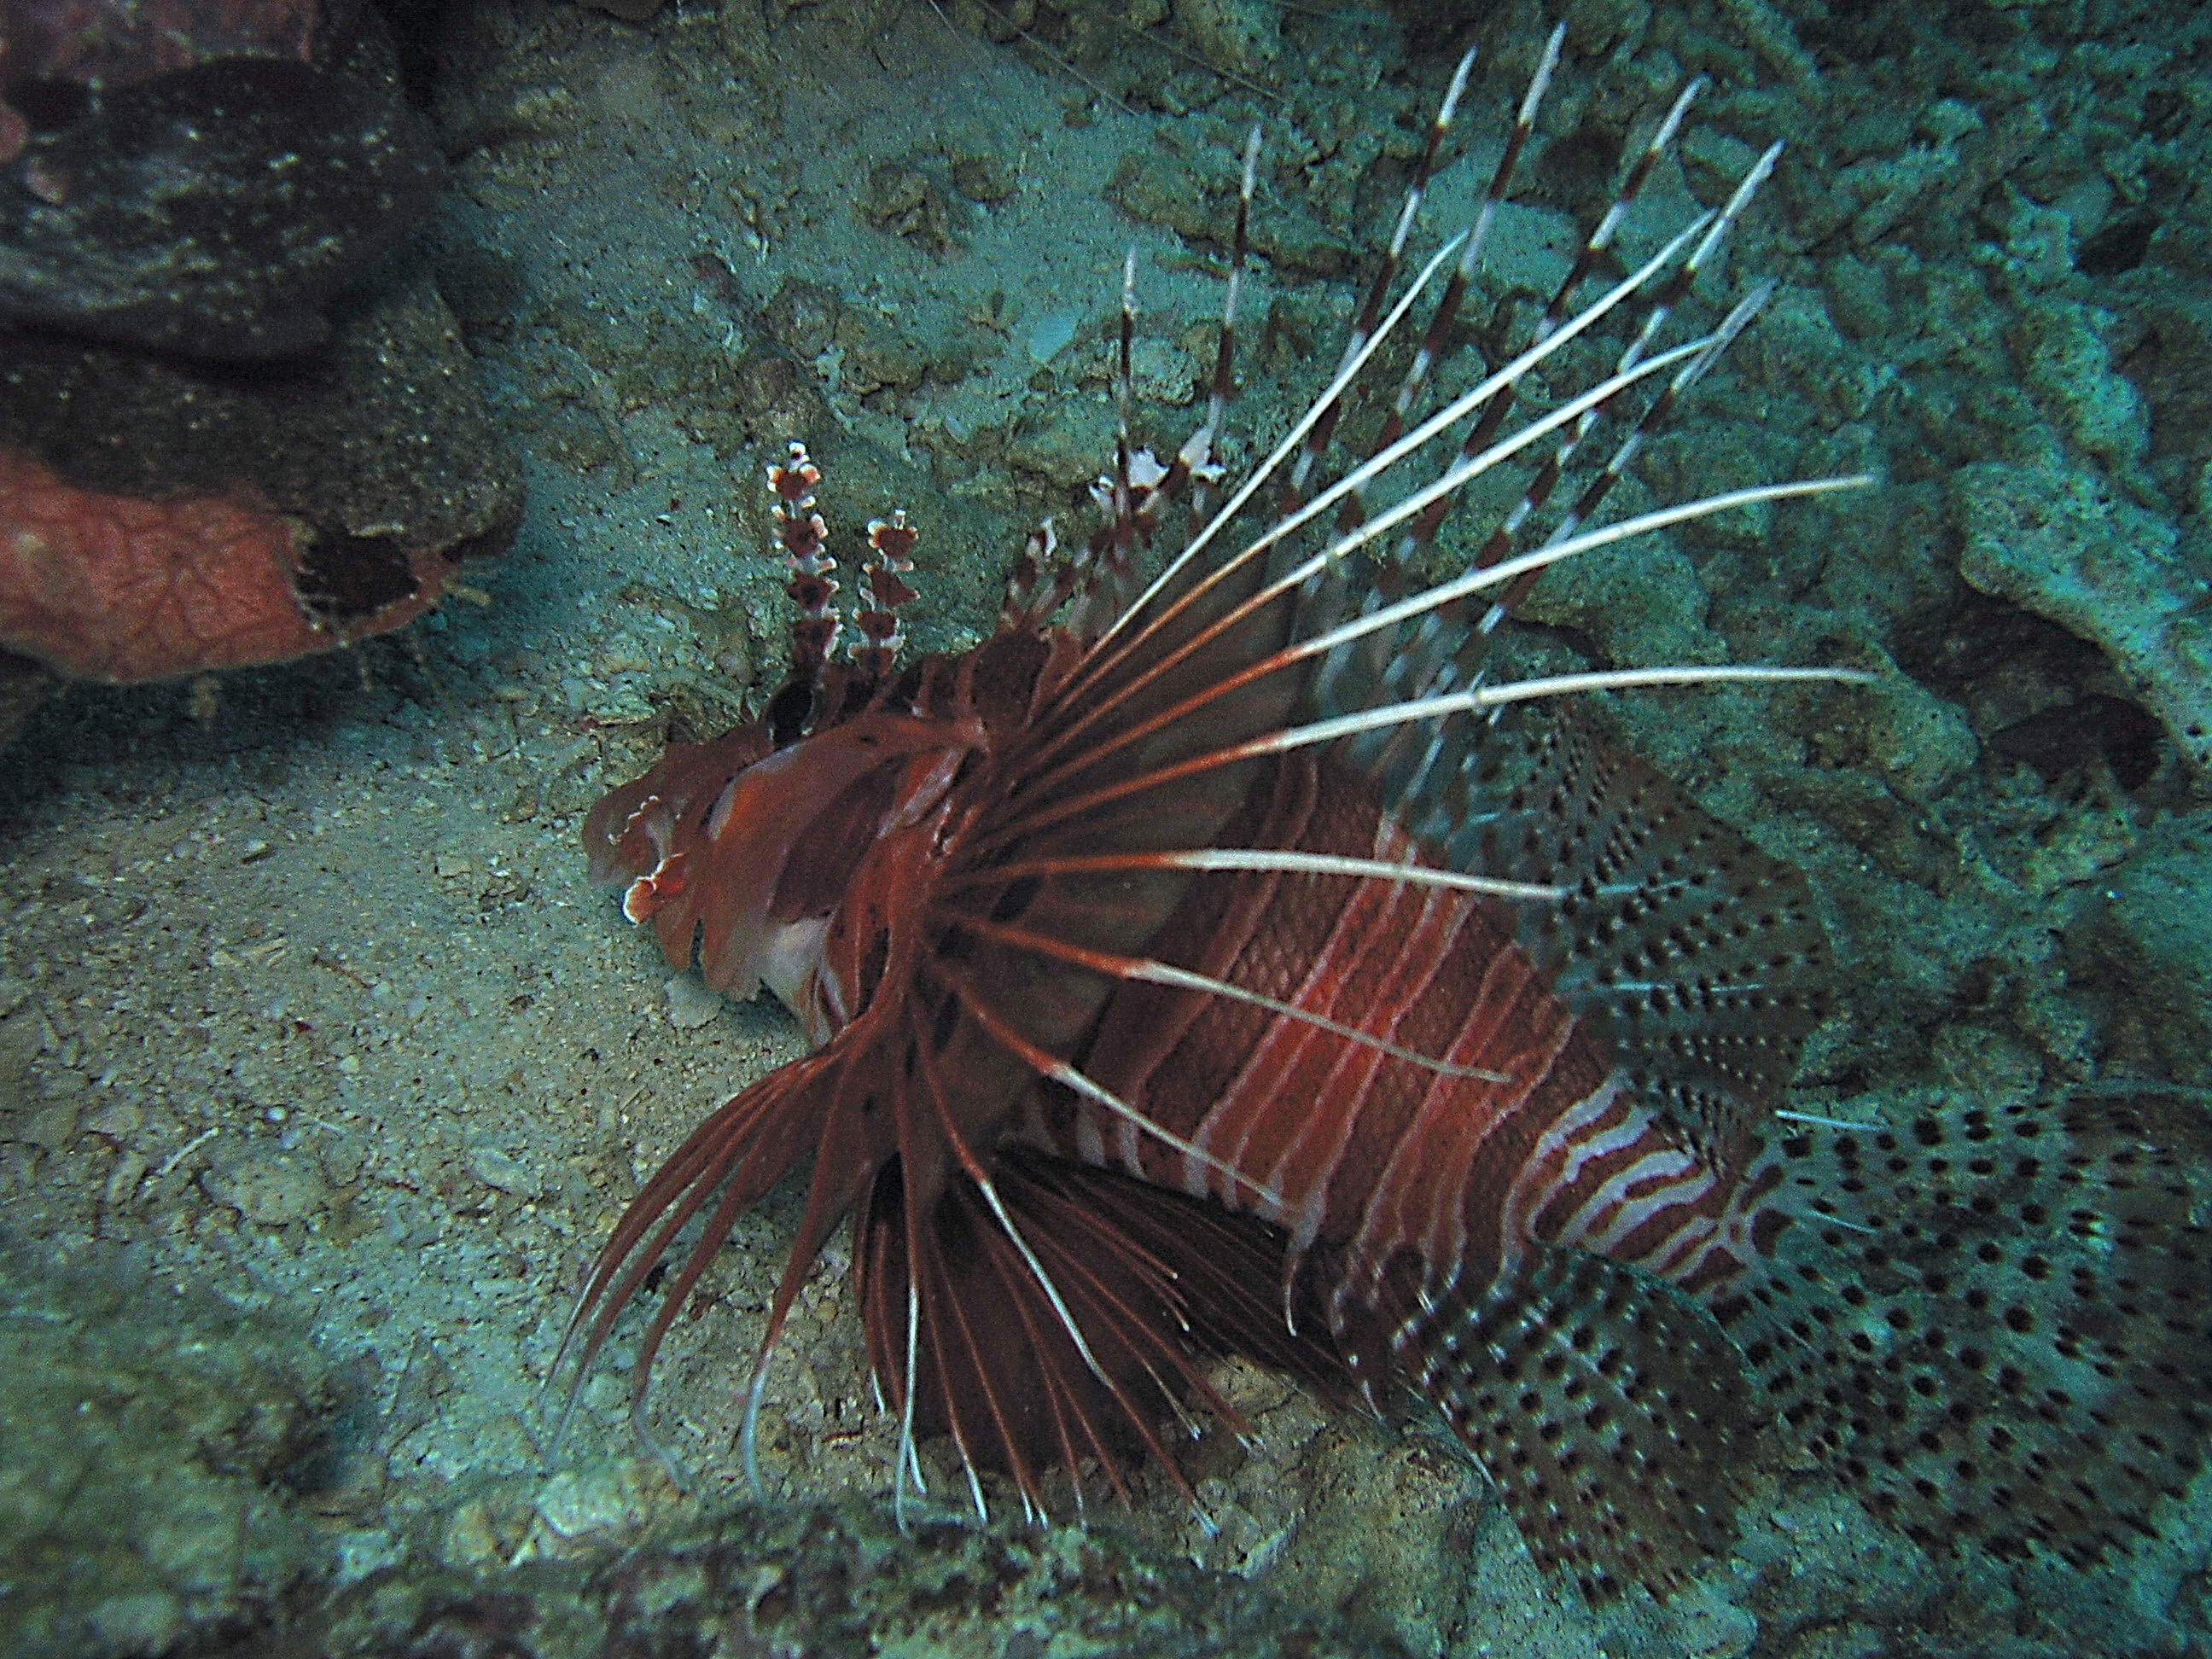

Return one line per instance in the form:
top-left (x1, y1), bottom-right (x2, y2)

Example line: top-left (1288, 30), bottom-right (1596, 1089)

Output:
top-left (854, 1148), bottom-right (1347, 1511)
top-left (1365, 1237), bottom-right (1756, 1602)
top-left (1715, 1090), bottom-right (2212, 1565)
top-left (550, 1038), bottom-right (847, 1429)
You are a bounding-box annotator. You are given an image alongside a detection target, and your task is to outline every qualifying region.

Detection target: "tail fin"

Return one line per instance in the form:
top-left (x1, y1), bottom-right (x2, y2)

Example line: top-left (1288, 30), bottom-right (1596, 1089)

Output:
top-left (1714, 1089), bottom-right (2212, 1563)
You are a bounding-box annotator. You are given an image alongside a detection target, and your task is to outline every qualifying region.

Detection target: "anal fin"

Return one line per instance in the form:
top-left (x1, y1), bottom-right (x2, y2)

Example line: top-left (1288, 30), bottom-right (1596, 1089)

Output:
top-left (1382, 1241), bottom-right (1757, 1601)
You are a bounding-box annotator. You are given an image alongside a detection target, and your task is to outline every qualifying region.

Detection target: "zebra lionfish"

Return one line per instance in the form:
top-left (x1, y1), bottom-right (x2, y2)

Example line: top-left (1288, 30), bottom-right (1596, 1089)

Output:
top-left (566, 28), bottom-right (2212, 1601)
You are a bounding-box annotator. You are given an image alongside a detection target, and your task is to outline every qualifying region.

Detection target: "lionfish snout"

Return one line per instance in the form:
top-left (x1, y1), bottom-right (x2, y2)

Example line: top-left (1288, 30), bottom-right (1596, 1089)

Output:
top-left (558, 22), bottom-right (2212, 1612)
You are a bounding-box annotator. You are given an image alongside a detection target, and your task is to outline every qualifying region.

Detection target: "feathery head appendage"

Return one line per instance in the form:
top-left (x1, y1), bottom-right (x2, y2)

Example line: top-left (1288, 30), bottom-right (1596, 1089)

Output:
top-left (769, 441), bottom-right (925, 694)
top-left (853, 509), bottom-right (919, 680)
top-left (771, 439), bottom-right (841, 685)
top-left (765, 439), bottom-right (818, 509)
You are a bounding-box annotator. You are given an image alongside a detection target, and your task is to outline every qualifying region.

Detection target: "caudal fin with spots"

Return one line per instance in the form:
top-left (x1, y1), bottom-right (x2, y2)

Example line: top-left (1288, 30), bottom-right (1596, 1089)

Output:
top-left (1714, 1090), bottom-right (2212, 1563)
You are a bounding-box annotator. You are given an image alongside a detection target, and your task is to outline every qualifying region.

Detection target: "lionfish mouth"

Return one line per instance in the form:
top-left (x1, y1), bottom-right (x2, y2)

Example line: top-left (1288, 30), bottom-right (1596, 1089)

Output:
top-left (559, 20), bottom-right (2212, 1612)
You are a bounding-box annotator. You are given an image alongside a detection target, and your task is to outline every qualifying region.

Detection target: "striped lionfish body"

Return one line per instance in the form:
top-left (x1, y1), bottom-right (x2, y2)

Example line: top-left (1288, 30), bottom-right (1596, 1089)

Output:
top-left (568, 29), bottom-right (2212, 1602)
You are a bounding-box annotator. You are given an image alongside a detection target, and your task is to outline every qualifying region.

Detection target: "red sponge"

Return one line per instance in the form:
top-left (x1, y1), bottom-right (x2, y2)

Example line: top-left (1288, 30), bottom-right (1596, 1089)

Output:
top-left (0, 445), bottom-right (450, 684)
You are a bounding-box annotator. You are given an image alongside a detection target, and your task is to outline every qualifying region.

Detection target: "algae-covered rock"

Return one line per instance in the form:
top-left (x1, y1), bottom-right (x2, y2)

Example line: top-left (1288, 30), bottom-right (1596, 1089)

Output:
top-left (0, 1227), bottom-right (1405, 1659)
top-left (317, 1499), bottom-right (1410, 1659)
top-left (1949, 459), bottom-right (2212, 774)
top-left (0, 1225), bottom-right (1408, 1659)
top-left (2065, 812), bottom-right (2212, 1085)
top-left (0, 262), bottom-right (523, 691)
top-left (0, 1238), bottom-right (349, 1658)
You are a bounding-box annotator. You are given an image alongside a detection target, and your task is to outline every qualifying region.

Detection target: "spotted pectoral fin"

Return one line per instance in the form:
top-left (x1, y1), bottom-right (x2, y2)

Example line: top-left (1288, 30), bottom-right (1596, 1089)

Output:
top-left (1382, 1240), bottom-right (1760, 1601)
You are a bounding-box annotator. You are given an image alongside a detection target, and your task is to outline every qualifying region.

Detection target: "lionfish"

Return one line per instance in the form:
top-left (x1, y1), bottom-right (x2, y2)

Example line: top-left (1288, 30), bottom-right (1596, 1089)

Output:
top-left (564, 29), bottom-right (2212, 1601)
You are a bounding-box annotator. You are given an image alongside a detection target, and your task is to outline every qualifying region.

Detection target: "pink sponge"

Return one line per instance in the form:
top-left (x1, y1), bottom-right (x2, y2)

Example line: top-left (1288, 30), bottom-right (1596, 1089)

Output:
top-left (0, 445), bottom-right (451, 684)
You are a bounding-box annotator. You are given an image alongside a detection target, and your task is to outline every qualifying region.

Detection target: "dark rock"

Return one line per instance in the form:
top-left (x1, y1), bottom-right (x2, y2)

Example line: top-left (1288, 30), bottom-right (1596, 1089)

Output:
top-left (1987, 693), bottom-right (2163, 789)
top-left (299, 1499), bottom-right (1412, 1659)
top-left (0, 56), bottom-right (445, 358)
top-left (0, 0), bottom-right (342, 93)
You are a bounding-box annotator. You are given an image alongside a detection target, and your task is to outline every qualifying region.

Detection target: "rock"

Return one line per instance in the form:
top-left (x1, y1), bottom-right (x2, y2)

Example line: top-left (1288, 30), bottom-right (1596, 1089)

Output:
top-left (0, 1232), bottom-right (1414, 1659)
top-left (466, 1143), bottom-right (538, 1196)
top-left (0, 649), bottom-right (50, 745)
top-left (0, 58), bottom-right (444, 358)
top-left (202, 1151), bottom-right (330, 1225)
top-left (1950, 461), bottom-right (2212, 774)
top-left (320, 1499), bottom-right (1412, 1659)
top-left (0, 1238), bottom-right (346, 1657)
top-left (0, 5), bottom-right (518, 717)
top-left (2066, 812), bottom-right (2212, 1085)
top-left (0, 261), bottom-right (522, 689)
top-left (0, 0), bottom-right (340, 101)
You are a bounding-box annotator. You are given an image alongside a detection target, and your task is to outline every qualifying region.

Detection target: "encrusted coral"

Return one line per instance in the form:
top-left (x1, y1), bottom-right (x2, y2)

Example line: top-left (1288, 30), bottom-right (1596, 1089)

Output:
top-left (1950, 458), bottom-right (2212, 774)
top-left (0, 261), bottom-right (522, 721)
top-left (0, 0), bottom-right (512, 735)
top-left (318, 1498), bottom-right (1404, 1659)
